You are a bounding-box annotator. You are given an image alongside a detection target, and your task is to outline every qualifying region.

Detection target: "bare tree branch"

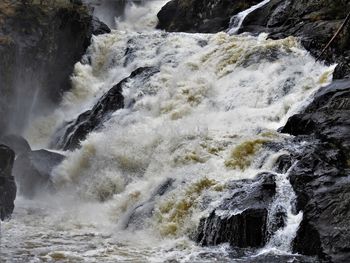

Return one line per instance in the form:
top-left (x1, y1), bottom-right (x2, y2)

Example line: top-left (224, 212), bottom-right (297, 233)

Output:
top-left (316, 11), bottom-right (350, 61)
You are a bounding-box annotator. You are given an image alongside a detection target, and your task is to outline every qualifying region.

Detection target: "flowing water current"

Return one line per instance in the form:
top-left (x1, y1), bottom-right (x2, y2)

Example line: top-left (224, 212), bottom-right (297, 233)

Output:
top-left (1, 1), bottom-right (335, 262)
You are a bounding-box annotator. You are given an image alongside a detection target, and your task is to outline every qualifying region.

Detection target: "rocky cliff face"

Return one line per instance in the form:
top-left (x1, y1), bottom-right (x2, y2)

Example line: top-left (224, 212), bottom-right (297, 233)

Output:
top-left (0, 0), bottom-right (110, 135)
top-left (281, 80), bottom-right (350, 262)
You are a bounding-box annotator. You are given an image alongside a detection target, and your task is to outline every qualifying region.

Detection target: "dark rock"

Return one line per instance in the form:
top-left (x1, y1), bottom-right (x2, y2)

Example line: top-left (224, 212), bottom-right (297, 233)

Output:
top-left (287, 142), bottom-right (350, 262)
top-left (157, 0), bottom-right (261, 33)
top-left (281, 80), bottom-right (350, 149)
top-left (0, 1), bottom-right (110, 135)
top-left (13, 149), bottom-right (65, 198)
top-left (280, 80), bottom-right (350, 261)
top-left (274, 154), bottom-right (292, 174)
top-left (196, 173), bottom-right (278, 248)
top-left (0, 144), bottom-right (16, 221)
top-left (71, 0), bottom-right (83, 5)
top-left (91, 17), bottom-right (111, 35)
top-left (52, 67), bottom-right (159, 151)
top-left (0, 134), bottom-right (31, 155)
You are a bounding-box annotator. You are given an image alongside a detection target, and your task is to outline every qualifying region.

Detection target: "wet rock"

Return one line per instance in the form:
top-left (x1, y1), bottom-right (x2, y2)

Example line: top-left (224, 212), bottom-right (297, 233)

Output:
top-left (0, 144), bottom-right (16, 221)
top-left (52, 67), bottom-right (159, 151)
top-left (13, 150), bottom-right (65, 198)
top-left (287, 142), bottom-right (350, 262)
top-left (281, 80), bottom-right (350, 149)
top-left (157, 0), bottom-right (261, 33)
top-left (280, 79), bottom-right (350, 261)
top-left (196, 173), bottom-right (277, 248)
top-left (274, 154), bottom-right (292, 174)
top-left (91, 17), bottom-right (111, 35)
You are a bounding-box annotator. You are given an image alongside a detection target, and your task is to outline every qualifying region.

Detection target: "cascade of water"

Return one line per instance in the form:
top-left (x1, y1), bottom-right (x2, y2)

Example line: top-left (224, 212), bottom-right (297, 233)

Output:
top-left (228, 0), bottom-right (271, 35)
top-left (3, 1), bottom-right (336, 262)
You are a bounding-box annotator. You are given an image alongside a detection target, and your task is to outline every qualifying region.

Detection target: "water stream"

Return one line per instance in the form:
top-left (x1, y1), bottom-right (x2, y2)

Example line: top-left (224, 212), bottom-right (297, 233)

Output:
top-left (228, 0), bottom-right (271, 35)
top-left (1, 1), bottom-right (334, 262)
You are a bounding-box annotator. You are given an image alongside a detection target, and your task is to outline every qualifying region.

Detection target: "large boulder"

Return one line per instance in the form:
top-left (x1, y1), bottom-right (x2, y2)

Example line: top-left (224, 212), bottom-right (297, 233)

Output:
top-left (51, 67), bottom-right (158, 151)
top-left (157, 0), bottom-right (261, 33)
top-left (196, 173), bottom-right (279, 248)
top-left (0, 144), bottom-right (16, 220)
top-left (0, 0), bottom-right (110, 135)
top-left (13, 149), bottom-right (65, 198)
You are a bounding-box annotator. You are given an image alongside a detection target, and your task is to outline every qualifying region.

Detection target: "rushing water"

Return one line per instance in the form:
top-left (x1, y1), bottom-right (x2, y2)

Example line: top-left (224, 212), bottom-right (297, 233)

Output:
top-left (1, 1), bottom-right (335, 262)
top-left (228, 0), bottom-right (271, 35)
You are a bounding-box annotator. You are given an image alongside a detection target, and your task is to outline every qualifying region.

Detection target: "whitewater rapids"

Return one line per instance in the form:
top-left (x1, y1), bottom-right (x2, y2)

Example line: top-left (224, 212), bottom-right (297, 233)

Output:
top-left (1, 1), bottom-right (334, 262)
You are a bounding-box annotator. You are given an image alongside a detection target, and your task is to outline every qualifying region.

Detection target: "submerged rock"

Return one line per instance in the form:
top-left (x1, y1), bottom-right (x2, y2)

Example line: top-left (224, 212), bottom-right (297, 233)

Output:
top-left (13, 150), bottom-right (65, 198)
top-left (196, 173), bottom-right (278, 248)
top-left (0, 144), bottom-right (16, 220)
top-left (52, 67), bottom-right (159, 151)
top-left (157, 0), bottom-right (261, 33)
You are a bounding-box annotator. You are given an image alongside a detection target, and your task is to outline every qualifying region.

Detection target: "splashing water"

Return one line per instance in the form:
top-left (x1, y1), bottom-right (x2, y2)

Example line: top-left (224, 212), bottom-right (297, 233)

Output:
top-left (228, 0), bottom-right (271, 35)
top-left (2, 1), bottom-right (335, 262)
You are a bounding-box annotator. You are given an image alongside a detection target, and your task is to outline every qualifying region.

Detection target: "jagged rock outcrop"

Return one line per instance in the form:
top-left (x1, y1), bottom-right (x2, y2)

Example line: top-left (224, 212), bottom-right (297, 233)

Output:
top-left (13, 149), bottom-right (65, 198)
top-left (52, 67), bottom-right (159, 151)
top-left (196, 173), bottom-right (279, 248)
top-left (0, 144), bottom-right (16, 220)
top-left (0, 0), bottom-right (110, 135)
top-left (157, 0), bottom-right (261, 33)
top-left (281, 80), bottom-right (350, 262)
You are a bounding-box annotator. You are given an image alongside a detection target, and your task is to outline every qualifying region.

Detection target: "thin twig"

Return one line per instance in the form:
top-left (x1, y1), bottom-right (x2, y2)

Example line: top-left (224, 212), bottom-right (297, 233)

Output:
top-left (316, 11), bottom-right (350, 61)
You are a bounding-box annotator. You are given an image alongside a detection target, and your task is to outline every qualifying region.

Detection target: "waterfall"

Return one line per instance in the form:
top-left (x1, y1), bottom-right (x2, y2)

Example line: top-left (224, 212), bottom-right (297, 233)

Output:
top-left (228, 0), bottom-right (271, 35)
top-left (2, 1), bottom-right (335, 262)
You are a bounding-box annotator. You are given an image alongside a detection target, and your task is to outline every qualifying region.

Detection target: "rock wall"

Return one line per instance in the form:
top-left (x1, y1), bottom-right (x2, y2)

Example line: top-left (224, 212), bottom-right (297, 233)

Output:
top-left (281, 80), bottom-right (350, 262)
top-left (0, 0), bottom-right (110, 135)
